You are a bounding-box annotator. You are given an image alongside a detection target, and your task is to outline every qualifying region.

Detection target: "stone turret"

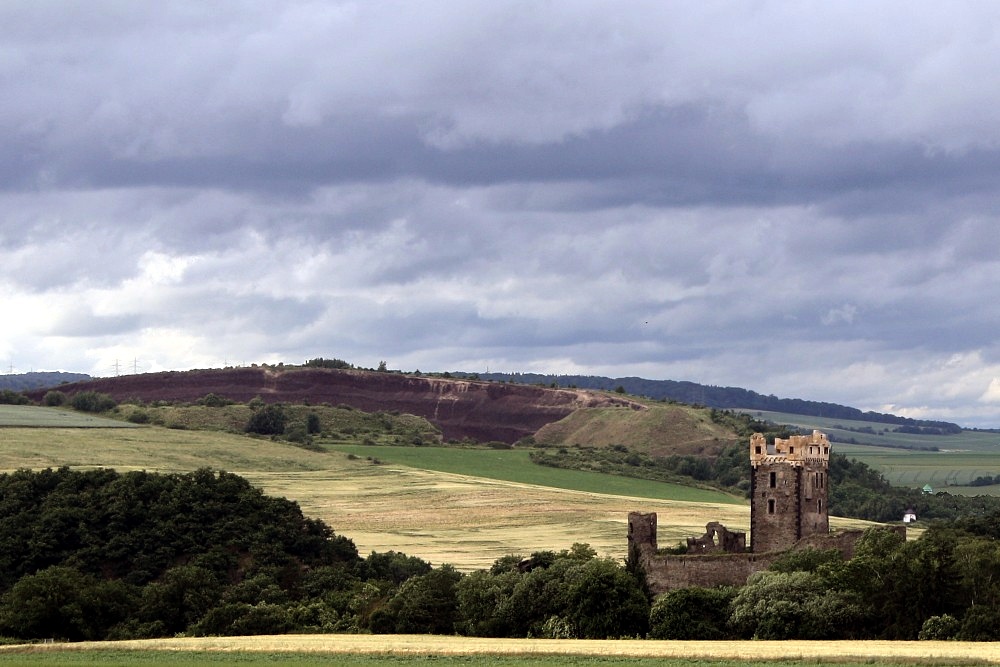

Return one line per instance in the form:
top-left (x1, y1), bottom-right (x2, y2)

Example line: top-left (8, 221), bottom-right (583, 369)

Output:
top-left (749, 430), bottom-right (830, 553)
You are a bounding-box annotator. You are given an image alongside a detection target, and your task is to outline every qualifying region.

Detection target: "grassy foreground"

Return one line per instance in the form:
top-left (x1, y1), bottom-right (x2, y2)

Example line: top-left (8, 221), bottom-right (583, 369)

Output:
top-left (3, 636), bottom-right (1000, 665)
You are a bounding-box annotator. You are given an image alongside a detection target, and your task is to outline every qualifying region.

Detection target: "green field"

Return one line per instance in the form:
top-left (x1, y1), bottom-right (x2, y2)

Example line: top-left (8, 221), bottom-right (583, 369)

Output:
top-left (835, 442), bottom-right (1000, 489)
top-left (330, 444), bottom-right (740, 504)
top-left (742, 409), bottom-right (1000, 491)
top-left (0, 405), bottom-right (138, 428)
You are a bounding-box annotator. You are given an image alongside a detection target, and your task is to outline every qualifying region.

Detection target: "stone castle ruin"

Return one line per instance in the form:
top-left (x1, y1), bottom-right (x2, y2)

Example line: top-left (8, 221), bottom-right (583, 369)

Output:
top-left (629, 430), bottom-right (903, 595)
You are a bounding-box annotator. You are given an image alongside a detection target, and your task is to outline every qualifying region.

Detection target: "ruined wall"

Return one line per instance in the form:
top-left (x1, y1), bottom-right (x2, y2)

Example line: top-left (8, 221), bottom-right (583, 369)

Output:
top-left (629, 431), bottom-right (906, 595)
top-left (629, 510), bottom-right (904, 595)
top-left (638, 548), bottom-right (776, 592)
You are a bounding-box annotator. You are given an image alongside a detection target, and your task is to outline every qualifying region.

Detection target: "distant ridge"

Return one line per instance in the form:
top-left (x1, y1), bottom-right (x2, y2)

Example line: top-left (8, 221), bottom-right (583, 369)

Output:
top-left (468, 372), bottom-right (963, 433)
top-left (0, 371), bottom-right (91, 392)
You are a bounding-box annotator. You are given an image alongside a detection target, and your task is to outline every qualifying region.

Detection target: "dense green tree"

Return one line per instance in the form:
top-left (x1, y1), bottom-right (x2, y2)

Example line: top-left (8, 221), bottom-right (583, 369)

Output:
top-left (245, 404), bottom-right (287, 435)
top-left (373, 565), bottom-right (463, 634)
top-left (305, 357), bottom-right (353, 369)
top-left (648, 586), bottom-right (736, 639)
top-left (0, 566), bottom-right (137, 641)
top-left (69, 391), bottom-right (117, 413)
top-left (563, 558), bottom-right (649, 638)
top-left (42, 390), bottom-right (66, 406)
top-left (0, 389), bottom-right (30, 405)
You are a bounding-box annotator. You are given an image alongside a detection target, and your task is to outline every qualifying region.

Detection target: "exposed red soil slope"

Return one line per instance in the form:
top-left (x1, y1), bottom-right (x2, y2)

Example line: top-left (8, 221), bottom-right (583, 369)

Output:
top-left (28, 367), bottom-right (644, 443)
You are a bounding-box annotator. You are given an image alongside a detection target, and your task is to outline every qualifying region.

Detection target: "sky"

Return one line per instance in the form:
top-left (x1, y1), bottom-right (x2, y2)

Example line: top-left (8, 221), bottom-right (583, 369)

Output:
top-left (4, 2), bottom-right (1000, 427)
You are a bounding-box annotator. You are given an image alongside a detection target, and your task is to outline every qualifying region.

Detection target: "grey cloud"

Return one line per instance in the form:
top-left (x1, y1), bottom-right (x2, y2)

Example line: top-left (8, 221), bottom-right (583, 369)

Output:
top-left (6, 2), bottom-right (1000, 425)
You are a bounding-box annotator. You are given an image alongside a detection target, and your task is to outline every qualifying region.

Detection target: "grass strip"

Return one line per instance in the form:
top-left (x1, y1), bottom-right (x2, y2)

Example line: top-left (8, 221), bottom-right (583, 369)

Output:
top-left (330, 444), bottom-right (740, 503)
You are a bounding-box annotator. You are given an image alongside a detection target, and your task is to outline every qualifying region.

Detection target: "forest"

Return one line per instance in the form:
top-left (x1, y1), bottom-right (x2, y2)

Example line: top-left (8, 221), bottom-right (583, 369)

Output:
top-left (1, 467), bottom-right (999, 642)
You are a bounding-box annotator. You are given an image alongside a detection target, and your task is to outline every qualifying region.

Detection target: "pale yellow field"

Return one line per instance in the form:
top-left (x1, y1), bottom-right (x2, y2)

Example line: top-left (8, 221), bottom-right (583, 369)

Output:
top-left (7, 634), bottom-right (1000, 663)
top-left (0, 427), bottom-right (878, 570)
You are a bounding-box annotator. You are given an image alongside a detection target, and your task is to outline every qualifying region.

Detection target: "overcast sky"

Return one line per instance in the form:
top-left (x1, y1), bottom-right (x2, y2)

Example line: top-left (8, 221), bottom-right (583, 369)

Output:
top-left (4, 2), bottom-right (1000, 426)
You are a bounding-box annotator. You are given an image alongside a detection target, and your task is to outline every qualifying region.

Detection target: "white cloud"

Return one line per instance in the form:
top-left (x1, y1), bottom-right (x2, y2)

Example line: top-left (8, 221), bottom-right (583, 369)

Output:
top-left (5, 2), bottom-right (1000, 425)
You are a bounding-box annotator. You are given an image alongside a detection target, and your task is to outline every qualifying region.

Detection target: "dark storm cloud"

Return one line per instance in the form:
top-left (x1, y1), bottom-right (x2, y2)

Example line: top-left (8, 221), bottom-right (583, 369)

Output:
top-left (5, 1), bottom-right (1000, 425)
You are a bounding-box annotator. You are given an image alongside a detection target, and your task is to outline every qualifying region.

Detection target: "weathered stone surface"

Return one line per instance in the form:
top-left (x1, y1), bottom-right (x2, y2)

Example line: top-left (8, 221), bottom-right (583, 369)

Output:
top-left (629, 431), bottom-right (905, 595)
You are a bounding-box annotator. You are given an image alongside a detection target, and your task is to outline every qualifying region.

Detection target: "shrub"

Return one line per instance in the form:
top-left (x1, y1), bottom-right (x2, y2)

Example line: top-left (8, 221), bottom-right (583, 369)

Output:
top-left (42, 390), bottom-right (67, 407)
top-left (285, 422), bottom-right (311, 445)
top-left (199, 393), bottom-right (232, 407)
top-left (126, 411), bottom-right (151, 424)
top-left (919, 614), bottom-right (960, 640)
top-left (70, 391), bottom-right (117, 413)
top-left (649, 586), bottom-right (737, 639)
top-left (0, 390), bottom-right (29, 405)
top-left (246, 404), bottom-right (287, 435)
top-left (306, 412), bottom-right (321, 434)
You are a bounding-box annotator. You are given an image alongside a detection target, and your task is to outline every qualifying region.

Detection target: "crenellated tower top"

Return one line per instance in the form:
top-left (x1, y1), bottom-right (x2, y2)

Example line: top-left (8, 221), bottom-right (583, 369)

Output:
top-left (750, 429), bottom-right (830, 468)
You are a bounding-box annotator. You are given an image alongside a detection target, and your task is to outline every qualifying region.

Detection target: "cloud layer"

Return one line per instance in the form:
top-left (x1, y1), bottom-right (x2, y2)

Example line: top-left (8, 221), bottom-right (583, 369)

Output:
top-left (4, 2), bottom-right (1000, 425)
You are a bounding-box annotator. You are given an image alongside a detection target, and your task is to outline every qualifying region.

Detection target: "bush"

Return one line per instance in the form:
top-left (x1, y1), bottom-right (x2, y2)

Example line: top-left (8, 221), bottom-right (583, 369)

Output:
top-left (649, 586), bottom-right (737, 639)
top-left (198, 393), bottom-right (232, 407)
top-left (919, 614), bottom-right (960, 640)
top-left (306, 412), bottom-right (321, 434)
top-left (126, 411), bottom-right (151, 424)
top-left (246, 404), bottom-right (287, 435)
top-left (284, 422), bottom-right (312, 445)
top-left (70, 391), bottom-right (117, 413)
top-left (42, 391), bottom-right (67, 407)
top-left (0, 390), bottom-right (29, 405)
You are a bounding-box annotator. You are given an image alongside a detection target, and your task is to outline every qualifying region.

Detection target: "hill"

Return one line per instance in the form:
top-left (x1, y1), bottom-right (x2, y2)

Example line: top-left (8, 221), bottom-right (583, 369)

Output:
top-left (0, 371), bottom-right (90, 391)
top-left (535, 403), bottom-right (733, 457)
top-left (23, 367), bottom-right (644, 444)
top-left (472, 372), bottom-right (964, 432)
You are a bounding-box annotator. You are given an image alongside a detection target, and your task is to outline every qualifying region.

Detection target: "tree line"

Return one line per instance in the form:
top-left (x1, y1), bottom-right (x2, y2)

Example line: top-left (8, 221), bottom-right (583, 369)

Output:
top-left (0, 467), bottom-right (649, 641)
top-left (650, 521), bottom-right (1000, 641)
top-left (475, 373), bottom-right (964, 433)
top-left (2, 467), bottom-right (999, 642)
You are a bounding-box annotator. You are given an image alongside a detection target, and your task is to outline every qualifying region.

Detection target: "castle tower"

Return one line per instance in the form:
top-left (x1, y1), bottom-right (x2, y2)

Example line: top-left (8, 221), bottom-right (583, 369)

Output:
top-left (749, 430), bottom-right (830, 553)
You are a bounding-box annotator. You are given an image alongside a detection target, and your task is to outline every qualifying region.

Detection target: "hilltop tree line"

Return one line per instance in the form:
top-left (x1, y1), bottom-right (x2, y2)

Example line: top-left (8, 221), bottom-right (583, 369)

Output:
top-left (474, 373), bottom-right (964, 433)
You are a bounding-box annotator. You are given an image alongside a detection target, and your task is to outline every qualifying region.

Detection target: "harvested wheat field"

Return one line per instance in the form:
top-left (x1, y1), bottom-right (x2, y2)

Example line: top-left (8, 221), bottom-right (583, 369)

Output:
top-left (0, 426), bottom-right (877, 570)
top-left (5, 635), bottom-right (1000, 663)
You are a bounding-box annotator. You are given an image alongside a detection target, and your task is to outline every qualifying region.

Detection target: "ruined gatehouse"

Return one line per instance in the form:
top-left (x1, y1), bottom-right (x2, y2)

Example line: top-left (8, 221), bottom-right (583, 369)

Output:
top-left (628, 430), bottom-right (903, 594)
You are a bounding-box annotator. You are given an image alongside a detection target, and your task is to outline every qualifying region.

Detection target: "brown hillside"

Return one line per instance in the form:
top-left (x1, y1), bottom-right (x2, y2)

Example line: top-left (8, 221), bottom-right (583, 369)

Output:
top-left (535, 403), bottom-right (736, 457)
top-left (26, 367), bottom-right (644, 443)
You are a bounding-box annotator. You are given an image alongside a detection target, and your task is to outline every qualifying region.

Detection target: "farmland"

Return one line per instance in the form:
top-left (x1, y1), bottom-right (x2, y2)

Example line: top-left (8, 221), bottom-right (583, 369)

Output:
top-left (5, 636), bottom-right (1000, 665)
top-left (0, 405), bottom-right (137, 428)
top-left (329, 444), bottom-right (739, 503)
top-left (0, 408), bottom-right (801, 570)
top-left (742, 409), bottom-right (1000, 491)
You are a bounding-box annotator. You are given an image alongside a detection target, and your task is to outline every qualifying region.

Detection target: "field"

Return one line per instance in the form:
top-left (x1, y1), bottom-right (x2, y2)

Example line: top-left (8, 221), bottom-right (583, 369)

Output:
top-left (535, 403), bottom-right (734, 457)
top-left (330, 444), bottom-right (739, 504)
top-left (742, 409), bottom-right (1000, 491)
top-left (0, 405), bottom-right (137, 428)
top-left (0, 419), bottom-right (778, 570)
top-left (4, 636), bottom-right (1000, 665)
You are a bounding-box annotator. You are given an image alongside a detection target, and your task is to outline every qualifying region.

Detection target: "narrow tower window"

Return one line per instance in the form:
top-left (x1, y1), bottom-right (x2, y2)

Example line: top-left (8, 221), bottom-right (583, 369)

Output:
top-left (768, 499), bottom-right (776, 514)
top-left (769, 471), bottom-right (776, 488)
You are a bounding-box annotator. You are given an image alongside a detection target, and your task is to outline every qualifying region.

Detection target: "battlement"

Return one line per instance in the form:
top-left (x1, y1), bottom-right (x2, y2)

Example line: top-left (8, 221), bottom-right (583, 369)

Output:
top-left (750, 429), bottom-right (830, 468)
